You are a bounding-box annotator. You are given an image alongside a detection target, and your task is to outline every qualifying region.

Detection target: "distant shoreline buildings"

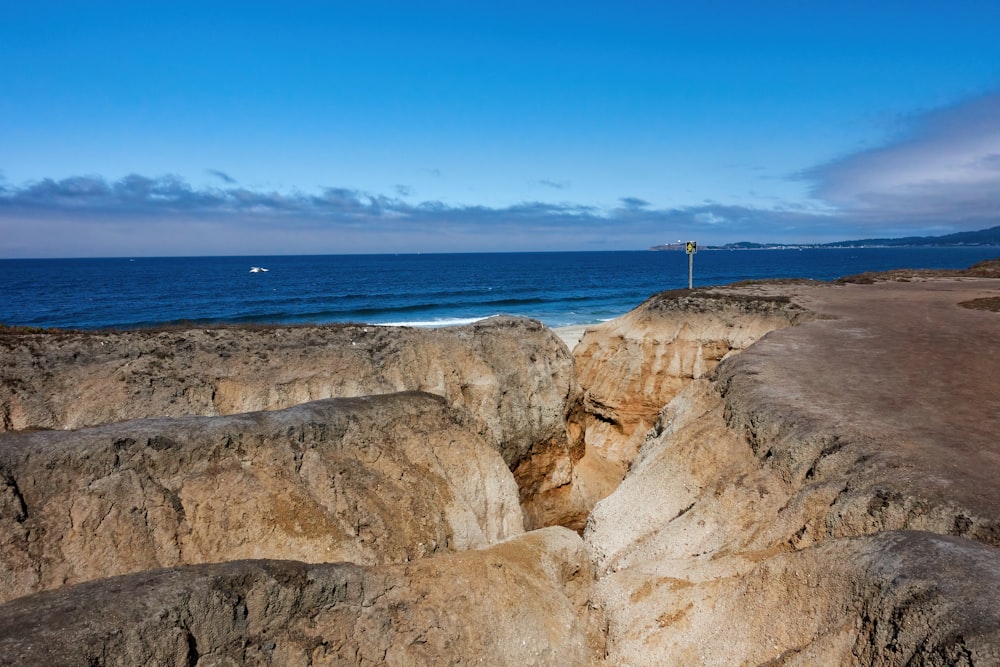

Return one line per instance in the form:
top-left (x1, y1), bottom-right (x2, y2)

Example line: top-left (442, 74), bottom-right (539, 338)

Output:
top-left (651, 225), bottom-right (1000, 251)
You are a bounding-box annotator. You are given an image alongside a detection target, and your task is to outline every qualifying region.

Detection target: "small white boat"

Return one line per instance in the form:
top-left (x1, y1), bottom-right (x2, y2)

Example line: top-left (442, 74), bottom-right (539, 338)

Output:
top-left (249, 266), bottom-right (269, 273)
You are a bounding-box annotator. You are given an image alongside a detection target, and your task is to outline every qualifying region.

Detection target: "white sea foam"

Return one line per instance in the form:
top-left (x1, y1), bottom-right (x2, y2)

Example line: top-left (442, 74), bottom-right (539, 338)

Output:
top-left (374, 315), bottom-right (498, 328)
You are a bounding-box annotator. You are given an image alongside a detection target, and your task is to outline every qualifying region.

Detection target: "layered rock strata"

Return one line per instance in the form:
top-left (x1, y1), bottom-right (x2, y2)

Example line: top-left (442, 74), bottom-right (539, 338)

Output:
top-left (0, 391), bottom-right (522, 602)
top-left (0, 527), bottom-right (604, 667)
top-left (586, 277), bottom-right (1000, 664)
top-left (0, 316), bottom-right (582, 528)
top-left (566, 287), bottom-right (814, 517)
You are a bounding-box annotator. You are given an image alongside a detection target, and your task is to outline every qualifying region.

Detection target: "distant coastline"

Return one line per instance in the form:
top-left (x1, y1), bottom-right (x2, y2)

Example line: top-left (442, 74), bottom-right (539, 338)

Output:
top-left (651, 224), bottom-right (1000, 251)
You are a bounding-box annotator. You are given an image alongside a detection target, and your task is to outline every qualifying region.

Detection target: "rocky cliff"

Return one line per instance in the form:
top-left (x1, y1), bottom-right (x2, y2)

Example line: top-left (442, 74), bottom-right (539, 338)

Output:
top-left (0, 316), bottom-right (582, 528)
top-left (3, 272), bottom-right (1000, 664)
top-left (0, 392), bottom-right (522, 602)
top-left (585, 277), bottom-right (1000, 664)
top-left (565, 286), bottom-right (813, 518)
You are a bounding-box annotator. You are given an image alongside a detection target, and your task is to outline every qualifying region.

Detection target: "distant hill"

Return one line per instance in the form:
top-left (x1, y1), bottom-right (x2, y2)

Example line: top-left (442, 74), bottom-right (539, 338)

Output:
top-left (684, 225), bottom-right (1000, 250)
top-left (821, 225), bottom-right (1000, 247)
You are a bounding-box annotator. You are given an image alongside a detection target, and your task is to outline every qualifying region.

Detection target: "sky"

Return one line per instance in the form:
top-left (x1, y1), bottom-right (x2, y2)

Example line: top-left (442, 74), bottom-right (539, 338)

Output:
top-left (2, 1), bottom-right (1000, 257)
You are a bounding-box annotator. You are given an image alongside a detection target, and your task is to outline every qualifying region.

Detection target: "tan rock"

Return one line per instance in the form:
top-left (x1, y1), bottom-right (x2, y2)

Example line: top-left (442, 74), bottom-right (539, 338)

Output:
top-left (0, 392), bottom-right (523, 602)
top-left (586, 277), bottom-right (1000, 663)
top-left (4, 271), bottom-right (1000, 663)
top-left (0, 316), bottom-right (582, 528)
top-left (595, 528), bottom-right (1000, 665)
top-left (0, 527), bottom-right (605, 667)
top-left (567, 288), bottom-right (811, 520)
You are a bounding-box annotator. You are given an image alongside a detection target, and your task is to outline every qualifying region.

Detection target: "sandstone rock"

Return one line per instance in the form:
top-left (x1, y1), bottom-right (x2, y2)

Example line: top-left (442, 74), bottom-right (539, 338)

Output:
top-left (0, 317), bottom-right (582, 528)
top-left (586, 278), bottom-right (1000, 663)
top-left (0, 392), bottom-right (523, 603)
top-left (595, 528), bottom-right (1000, 665)
top-left (5, 272), bottom-right (1000, 664)
top-left (716, 279), bottom-right (1000, 545)
top-left (0, 527), bottom-right (604, 666)
top-left (566, 287), bottom-right (811, 521)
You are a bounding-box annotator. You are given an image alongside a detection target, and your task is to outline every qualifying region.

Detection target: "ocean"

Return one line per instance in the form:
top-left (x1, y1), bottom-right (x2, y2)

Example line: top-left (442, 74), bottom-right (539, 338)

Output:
top-left (2, 247), bottom-right (998, 331)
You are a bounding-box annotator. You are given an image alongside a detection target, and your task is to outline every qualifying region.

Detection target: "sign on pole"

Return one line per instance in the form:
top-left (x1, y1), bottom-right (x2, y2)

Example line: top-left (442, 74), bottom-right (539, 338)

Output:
top-left (686, 241), bottom-right (697, 288)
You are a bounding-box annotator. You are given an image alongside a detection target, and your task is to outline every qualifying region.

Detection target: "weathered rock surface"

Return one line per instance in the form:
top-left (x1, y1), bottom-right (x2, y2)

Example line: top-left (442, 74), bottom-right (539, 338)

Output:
top-left (718, 279), bottom-right (1000, 544)
top-left (0, 527), bottom-right (604, 667)
top-left (586, 277), bottom-right (1000, 664)
top-left (596, 523), bottom-right (1000, 664)
top-left (4, 271), bottom-right (1000, 664)
top-left (0, 391), bottom-right (523, 603)
top-left (0, 316), bottom-right (582, 527)
top-left (565, 287), bottom-right (812, 520)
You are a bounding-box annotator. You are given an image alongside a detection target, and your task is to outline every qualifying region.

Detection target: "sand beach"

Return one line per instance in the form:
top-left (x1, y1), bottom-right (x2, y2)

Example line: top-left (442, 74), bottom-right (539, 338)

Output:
top-left (553, 324), bottom-right (590, 349)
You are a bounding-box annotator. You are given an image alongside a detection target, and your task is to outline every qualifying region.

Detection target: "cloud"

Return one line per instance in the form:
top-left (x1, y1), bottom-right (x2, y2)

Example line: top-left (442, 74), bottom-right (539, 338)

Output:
top-left (976, 153), bottom-right (1000, 171)
top-left (207, 169), bottom-right (237, 184)
top-left (536, 179), bottom-right (569, 190)
top-left (804, 91), bottom-right (1000, 226)
top-left (1, 172), bottom-right (846, 256)
top-left (7, 104), bottom-right (1000, 261)
top-left (6, 174), bottom-right (234, 214)
top-left (619, 197), bottom-right (650, 210)
top-left (0, 174), bottom-right (601, 226)
top-left (694, 211), bottom-right (726, 225)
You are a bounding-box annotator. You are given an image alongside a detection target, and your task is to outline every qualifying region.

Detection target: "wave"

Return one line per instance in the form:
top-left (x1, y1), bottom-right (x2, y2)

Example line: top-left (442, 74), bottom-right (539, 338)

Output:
top-left (375, 315), bottom-right (498, 328)
top-left (221, 297), bottom-right (569, 323)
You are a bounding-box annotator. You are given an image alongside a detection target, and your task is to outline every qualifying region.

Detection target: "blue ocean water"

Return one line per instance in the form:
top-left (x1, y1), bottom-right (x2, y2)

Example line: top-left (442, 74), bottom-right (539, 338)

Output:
top-left (1, 247), bottom-right (998, 331)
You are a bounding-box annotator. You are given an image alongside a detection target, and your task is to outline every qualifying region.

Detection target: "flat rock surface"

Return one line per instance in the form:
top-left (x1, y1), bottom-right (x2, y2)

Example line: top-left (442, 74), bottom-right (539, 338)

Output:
top-left (720, 277), bottom-right (1000, 526)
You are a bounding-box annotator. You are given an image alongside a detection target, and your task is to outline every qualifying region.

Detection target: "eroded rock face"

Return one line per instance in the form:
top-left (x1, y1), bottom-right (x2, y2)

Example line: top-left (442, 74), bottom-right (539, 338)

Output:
top-left (0, 392), bottom-right (523, 603)
top-left (566, 287), bottom-right (811, 519)
top-left (595, 522), bottom-right (1000, 664)
top-left (4, 274), bottom-right (1000, 664)
top-left (0, 317), bottom-right (582, 528)
top-left (586, 278), bottom-right (1000, 664)
top-left (0, 527), bottom-right (604, 667)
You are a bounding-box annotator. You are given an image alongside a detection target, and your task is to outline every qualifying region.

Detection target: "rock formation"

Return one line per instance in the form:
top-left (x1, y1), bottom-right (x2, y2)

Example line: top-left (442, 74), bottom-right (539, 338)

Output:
top-left (565, 286), bottom-right (813, 518)
top-left (0, 527), bottom-right (604, 666)
top-left (3, 269), bottom-right (1000, 664)
top-left (0, 316), bottom-right (582, 528)
top-left (0, 391), bottom-right (522, 602)
top-left (585, 277), bottom-right (1000, 664)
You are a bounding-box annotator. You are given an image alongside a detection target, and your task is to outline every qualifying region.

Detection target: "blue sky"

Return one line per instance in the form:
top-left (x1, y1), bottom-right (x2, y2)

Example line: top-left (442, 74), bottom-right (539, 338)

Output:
top-left (2, 1), bottom-right (1000, 257)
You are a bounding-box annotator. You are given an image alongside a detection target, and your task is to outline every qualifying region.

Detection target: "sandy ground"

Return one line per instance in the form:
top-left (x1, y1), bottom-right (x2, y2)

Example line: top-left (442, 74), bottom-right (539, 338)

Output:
top-left (552, 324), bottom-right (590, 349)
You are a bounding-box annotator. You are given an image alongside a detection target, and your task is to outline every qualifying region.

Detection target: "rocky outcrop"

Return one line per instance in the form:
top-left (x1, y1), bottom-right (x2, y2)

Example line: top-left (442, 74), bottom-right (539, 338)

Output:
top-left (0, 392), bottom-right (522, 603)
top-left (586, 277), bottom-right (1000, 664)
top-left (0, 527), bottom-right (605, 666)
top-left (565, 287), bottom-right (813, 519)
top-left (0, 316), bottom-right (582, 528)
top-left (4, 273), bottom-right (1000, 664)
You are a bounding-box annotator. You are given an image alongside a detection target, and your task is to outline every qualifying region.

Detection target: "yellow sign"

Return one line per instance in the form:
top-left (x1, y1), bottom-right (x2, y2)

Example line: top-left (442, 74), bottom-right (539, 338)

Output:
top-left (686, 241), bottom-right (697, 254)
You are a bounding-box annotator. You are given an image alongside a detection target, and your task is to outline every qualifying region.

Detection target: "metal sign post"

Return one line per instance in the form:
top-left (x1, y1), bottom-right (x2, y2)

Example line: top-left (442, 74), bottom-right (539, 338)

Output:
top-left (685, 241), bottom-right (697, 289)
